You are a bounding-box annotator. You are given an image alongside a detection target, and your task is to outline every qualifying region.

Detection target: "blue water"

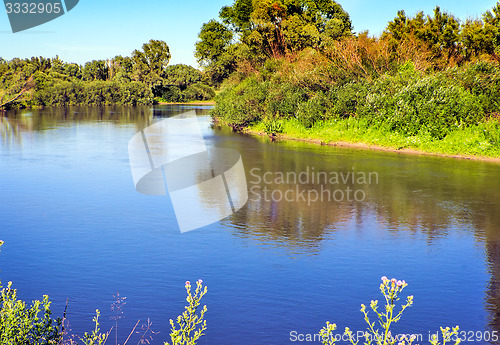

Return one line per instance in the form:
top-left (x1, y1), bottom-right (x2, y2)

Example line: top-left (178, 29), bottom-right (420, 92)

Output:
top-left (0, 106), bottom-right (499, 344)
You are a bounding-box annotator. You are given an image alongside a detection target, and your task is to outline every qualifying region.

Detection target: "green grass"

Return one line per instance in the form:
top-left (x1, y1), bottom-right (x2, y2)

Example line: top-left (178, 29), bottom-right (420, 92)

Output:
top-left (249, 117), bottom-right (500, 158)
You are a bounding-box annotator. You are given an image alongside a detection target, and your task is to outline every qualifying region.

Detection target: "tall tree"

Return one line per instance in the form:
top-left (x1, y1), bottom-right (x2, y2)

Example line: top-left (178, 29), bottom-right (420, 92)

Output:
top-left (132, 39), bottom-right (171, 90)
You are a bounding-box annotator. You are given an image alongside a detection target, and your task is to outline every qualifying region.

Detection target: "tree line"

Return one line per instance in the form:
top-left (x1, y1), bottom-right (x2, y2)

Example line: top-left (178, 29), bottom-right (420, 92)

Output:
top-left (195, 0), bottom-right (500, 84)
top-left (203, 0), bottom-right (500, 145)
top-left (0, 40), bottom-right (215, 109)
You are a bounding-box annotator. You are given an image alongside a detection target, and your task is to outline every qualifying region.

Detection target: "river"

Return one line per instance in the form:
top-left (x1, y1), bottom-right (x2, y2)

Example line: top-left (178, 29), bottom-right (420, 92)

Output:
top-left (1, 105), bottom-right (499, 344)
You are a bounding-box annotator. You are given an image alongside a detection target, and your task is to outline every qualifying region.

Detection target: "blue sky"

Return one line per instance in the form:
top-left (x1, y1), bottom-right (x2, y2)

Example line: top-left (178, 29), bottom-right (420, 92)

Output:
top-left (0, 0), bottom-right (498, 67)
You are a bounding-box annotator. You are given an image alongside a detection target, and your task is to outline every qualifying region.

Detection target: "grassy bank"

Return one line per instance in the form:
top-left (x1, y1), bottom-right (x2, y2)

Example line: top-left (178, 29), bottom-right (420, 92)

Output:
top-left (245, 116), bottom-right (500, 160)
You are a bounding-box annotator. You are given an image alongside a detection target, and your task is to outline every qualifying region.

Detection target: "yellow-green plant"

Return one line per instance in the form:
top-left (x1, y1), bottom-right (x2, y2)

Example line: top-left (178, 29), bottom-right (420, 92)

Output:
top-left (165, 280), bottom-right (207, 345)
top-left (80, 310), bottom-right (108, 345)
top-left (320, 276), bottom-right (461, 345)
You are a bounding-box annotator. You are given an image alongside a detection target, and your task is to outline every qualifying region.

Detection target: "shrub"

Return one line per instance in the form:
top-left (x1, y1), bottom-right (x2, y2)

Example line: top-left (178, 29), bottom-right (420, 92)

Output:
top-left (296, 91), bottom-right (332, 128)
top-left (359, 72), bottom-right (484, 139)
top-left (183, 83), bottom-right (215, 101)
top-left (319, 276), bottom-right (461, 345)
top-left (212, 76), bottom-right (267, 129)
top-left (165, 280), bottom-right (207, 345)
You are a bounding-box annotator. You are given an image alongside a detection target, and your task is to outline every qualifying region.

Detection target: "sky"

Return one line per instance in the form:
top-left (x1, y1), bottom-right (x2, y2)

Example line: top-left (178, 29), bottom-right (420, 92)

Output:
top-left (0, 0), bottom-right (498, 67)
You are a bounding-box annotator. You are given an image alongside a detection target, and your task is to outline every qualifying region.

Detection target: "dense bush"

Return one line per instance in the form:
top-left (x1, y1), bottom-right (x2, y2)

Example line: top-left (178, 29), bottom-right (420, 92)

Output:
top-left (357, 70), bottom-right (484, 138)
top-left (213, 59), bottom-right (495, 139)
top-left (212, 77), bottom-right (267, 128)
top-left (32, 81), bottom-right (153, 107)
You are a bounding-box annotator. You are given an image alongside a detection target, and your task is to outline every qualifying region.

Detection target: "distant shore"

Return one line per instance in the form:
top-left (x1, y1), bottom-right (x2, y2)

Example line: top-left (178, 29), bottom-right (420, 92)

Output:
top-left (157, 101), bottom-right (215, 106)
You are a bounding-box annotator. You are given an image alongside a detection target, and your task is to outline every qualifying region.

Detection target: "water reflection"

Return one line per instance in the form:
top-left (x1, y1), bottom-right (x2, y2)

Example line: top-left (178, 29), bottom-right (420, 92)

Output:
top-left (0, 106), bottom-right (211, 149)
top-left (216, 133), bottom-right (500, 248)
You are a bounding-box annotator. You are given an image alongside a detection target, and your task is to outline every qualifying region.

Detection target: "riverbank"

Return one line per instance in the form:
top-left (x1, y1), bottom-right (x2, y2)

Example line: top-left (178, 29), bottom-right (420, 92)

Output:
top-left (157, 100), bottom-right (215, 106)
top-left (242, 117), bottom-right (500, 163)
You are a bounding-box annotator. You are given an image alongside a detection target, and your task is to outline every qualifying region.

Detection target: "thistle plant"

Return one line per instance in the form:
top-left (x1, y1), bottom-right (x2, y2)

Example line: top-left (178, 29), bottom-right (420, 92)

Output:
top-left (80, 310), bottom-right (108, 345)
top-left (165, 279), bottom-right (207, 345)
top-left (320, 276), bottom-right (461, 345)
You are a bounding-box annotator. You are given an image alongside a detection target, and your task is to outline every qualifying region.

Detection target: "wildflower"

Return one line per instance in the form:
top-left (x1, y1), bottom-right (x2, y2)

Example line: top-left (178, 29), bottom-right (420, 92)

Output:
top-left (397, 280), bottom-right (403, 286)
top-left (381, 276), bottom-right (388, 282)
top-left (391, 278), bottom-right (397, 284)
top-left (197, 279), bottom-right (203, 284)
top-left (185, 281), bottom-right (191, 286)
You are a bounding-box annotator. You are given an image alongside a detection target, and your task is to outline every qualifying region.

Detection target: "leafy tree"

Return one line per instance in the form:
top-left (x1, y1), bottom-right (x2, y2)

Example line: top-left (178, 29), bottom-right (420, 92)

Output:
top-left (63, 63), bottom-right (82, 79)
top-left (163, 64), bottom-right (203, 90)
top-left (195, 20), bottom-right (236, 84)
top-left (384, 7), bottom-right (460, 66)
top-left (82, 60), bottom-right (109, 81)
top-left (195, 20), bottom-right (234, 67)
top-left (483, 1), bottom-right (500, 56)
top-left (220, 0), bottom-right (253, 32)
top-left (132, 39), bottom-right (171, 93)
top-left (197, 0), bottom-right (352, 83)
top-left (461, 19), bottom-right (497, 58)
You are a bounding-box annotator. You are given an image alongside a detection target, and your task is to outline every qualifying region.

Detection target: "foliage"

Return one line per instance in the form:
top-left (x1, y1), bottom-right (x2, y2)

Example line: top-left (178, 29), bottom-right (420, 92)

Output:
top-left (263, 117), bottom-right (284, 135)
top-left (319, 277), bottom-right (460, 345)
top-left (155, 65), bottom-right (215, 102)
top-left (132, 39), bottom-right (171, 93)
top-left (195, 0), bottom-right (352, 84)
top-left (165, 280), bottom-right (207, 345)
top-left (80, 310), bottom-right (108, 345)
top-left (0, 41), bottom-right (213, 109)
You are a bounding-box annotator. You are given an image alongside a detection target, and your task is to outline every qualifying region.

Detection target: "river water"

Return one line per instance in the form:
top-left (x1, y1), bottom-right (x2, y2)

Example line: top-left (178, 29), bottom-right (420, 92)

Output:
top-left (1, 105), bottom-right (500, 344)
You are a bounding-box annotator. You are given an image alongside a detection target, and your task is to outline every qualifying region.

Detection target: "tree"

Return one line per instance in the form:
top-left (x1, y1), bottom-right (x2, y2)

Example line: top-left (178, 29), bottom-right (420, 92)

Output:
top-left (109, 55), bottom-right (134, 83)
top-left (82, 60), bottom-right (109, 81)
top-left (195, 20), bottom-right (236, 84)
top-left (220, 0), bottom-right (253, 32)
top-left (132, 39), bottom-right (171, 92)
top-left (483, 1), bottom-right (500, 56)
top-left (196, 0), bottom-right (352, 83)
top-left (383, 7), bottom-right (461, 67)
top-left (195, 20), bottom-right (233, 66)
top-left (461, 19), bottom-right (497, 58)
top-left (163, 64), bottom-right (203, 90)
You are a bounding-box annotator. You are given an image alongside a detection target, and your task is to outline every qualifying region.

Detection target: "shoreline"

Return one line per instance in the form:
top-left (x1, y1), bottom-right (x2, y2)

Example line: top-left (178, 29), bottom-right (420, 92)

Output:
top-left (157, 101), bottom-right (215, 106)
top-left (243, 127), bottom-right (500, 164)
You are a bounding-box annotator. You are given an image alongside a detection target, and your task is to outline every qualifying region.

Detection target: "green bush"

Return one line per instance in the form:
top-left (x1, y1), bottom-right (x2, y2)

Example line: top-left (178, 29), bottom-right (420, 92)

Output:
top-left (212, 77), bottom-right (267, 128)
top-left (359, 72), bottom-right (484, 139)
top-left (32, 81), bottom-right (153, 107)
top-left (448, 61), bottom-right (500, 115)
top-left (183, 83), bottom-right (215, 101)
top-left (296, 92), bottom-right (332, 128)
top-left (160, 86), bottom-right (185, 102)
